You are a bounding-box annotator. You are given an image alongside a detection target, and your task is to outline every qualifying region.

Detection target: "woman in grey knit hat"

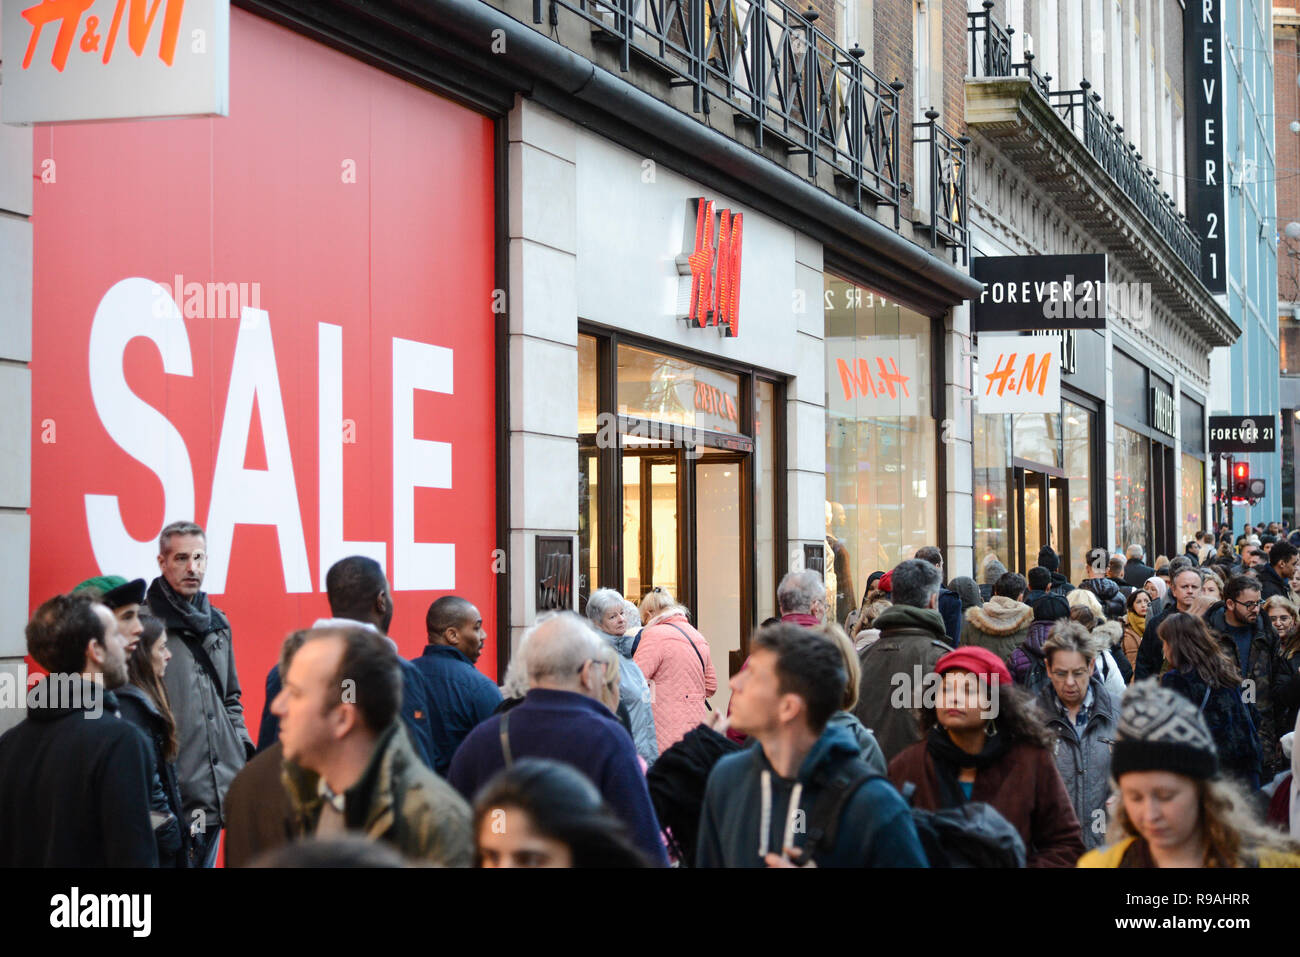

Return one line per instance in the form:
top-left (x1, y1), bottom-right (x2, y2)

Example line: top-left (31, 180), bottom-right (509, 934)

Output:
top-left (1079, 681), bottom-right (1300, 868)
top-left (979, 557), bottom-right (1008, 603)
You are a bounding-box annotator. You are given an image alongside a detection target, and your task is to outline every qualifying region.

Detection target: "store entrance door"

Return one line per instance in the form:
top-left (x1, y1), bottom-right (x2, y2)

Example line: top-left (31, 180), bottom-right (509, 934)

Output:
top-left (618, 443), bottom-right (749, 712)
top-left (1011, 465), bottom-right (1070, 576)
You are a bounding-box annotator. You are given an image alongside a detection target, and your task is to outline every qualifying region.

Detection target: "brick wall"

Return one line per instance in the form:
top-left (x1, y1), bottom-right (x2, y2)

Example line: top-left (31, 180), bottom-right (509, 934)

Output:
top-left (875, 0), bottom-right (914, 218)
top-left (1277, 17), bottom-right (1300, 302)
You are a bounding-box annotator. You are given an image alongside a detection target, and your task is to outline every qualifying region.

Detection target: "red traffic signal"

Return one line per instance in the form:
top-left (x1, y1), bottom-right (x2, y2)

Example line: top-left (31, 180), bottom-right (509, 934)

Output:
top-left (1233, 462), bottom-right (1250, 497)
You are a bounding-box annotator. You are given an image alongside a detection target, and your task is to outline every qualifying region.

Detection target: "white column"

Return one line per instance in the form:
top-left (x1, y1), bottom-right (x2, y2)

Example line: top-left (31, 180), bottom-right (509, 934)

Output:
top-left (946, 301), bottom-right (974, 578)
top-left (790, 234), bottom-right (826, 577)
top-left (506, 98), bottom-right (581, 659)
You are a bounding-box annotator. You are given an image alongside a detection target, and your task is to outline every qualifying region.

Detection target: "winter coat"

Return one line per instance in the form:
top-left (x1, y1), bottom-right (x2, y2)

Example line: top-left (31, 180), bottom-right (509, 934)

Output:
top-left (1077, 576), bottom-right (1125, 619)
top-left (263, 654), bottom-right (438, 771)
top-left (410, 644), bottom-right (504, 775)
top-left (645, 724), bottom-right (743, 865)
top-left (888, 736), bottom-right (1085, 868)
top-left (937, 587), bottom-right (963, 645)
top-left (148, 577), bottom-right (253, 826)
top-left (1048, 572), bottom-right (1074, 596)
top-left (1121, 620), bottom-right (1144, 675)
top-left (1124, 559), bottom-right (1156, 589)
top-left (1010, 620), bottom-right (1055, 688)
top-left (593, 631), bottom-right (658, 765)
top-left (697, 722), bottom-right (928, 867)
top-left (1078, 835), bottom-right (1300, 868)
top-left (449, 688), bottom-right (669, 866)
top-left (633, 613), bottom-right (717, 754)
top-left (284, 721), bottom-right (472, 866)
top-left (826, 710), bottom-right (888, 774)
top-left (1091, 622), bottom-right (1129, 702)
top-left (1204, 601), bottom-right (1299, 778)
top-left (961, 597), bottom-right (1035, 665)
top-left (1037, 677), bottom-right (1117, 851)
top-left (0, 679), bottom-right (157, 867)
top-left (1256, 563), bottom-right (1293, 603)
top-left (1134, 603), bottom-right (1185, 682)
top-left (116, 683), bottom-right (187, 867)
top-left (853, 604), bottom-right (951, 762)
top-left (1160, 668), bottom-right (1263, 789)
top-left (224, 740), bottom-right (293, 867)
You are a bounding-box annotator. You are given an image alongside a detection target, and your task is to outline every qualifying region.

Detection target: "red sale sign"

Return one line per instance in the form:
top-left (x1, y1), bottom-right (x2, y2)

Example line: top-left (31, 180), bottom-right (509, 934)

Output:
top-left (29, 9), bottom-right (499, 727)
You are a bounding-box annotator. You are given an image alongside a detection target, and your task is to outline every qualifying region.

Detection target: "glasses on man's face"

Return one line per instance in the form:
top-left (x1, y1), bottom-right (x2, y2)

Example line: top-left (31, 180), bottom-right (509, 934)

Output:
top-left (577, 659), bottom-right (609, 676)
top-left (1232, 599), bottom-right (1262, 610)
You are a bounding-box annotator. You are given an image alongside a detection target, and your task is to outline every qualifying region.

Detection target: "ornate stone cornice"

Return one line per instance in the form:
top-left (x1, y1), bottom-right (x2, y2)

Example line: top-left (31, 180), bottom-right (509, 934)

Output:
top-left (965, 77), bottom-right (1237, 351)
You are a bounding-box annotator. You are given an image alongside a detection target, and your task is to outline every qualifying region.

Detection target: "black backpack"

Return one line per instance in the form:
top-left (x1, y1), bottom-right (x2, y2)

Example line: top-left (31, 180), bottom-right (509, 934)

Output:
top-left (803, 762), bottom-right (1026, 867)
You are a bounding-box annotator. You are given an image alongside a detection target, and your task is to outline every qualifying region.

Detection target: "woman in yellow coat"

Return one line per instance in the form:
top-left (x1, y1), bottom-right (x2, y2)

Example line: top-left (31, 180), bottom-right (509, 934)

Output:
top-left (1079, 681), bottom-right (1300, 868)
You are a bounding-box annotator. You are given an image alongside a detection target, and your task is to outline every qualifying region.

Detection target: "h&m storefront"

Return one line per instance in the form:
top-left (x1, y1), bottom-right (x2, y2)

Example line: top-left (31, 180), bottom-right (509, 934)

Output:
top-left (27, 9), bottom-right (503, 718)
top-left (973, 330), bottom-right (1105, 582)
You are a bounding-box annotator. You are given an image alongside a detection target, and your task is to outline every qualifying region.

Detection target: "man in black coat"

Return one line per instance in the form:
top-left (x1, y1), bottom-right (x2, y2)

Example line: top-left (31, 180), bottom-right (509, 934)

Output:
top-left (1256, 540), bottom-right (1297, 603)
top-left (0, 593), bottom-right (157, 867)
top-left (1123, 544), bottom-right (1156, 589)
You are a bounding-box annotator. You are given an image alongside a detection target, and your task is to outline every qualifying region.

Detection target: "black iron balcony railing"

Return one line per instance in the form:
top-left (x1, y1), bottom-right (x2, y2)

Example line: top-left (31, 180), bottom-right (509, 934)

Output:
top-left (533, 0), bottom-right (903, 220)
top-left (1049, 84), bottom-right (1201, 277)
top-left (967, 1), bottom-right (1201, 280)
top-left (914, 109), bottom-right (970, 264)
top-left (967, 3), bottom-right (1049, 97)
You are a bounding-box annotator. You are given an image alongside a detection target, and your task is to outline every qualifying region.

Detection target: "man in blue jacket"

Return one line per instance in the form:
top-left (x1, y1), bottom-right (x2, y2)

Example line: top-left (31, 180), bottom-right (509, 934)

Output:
top-left (449, 612), bottom-right (669, 866)
top-left (917, 546), bottom-right (961, 645)
top-left (257, 556), bottom-right (438, 771)
top-left (411, 596), bottom-right (502, 775)
top-left (697, 623), bottom-right (928, 867)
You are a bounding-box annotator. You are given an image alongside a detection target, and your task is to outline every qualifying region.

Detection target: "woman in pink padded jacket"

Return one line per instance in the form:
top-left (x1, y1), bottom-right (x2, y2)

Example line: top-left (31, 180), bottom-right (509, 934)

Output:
top-left (633, 588), bottom-right (718, 755)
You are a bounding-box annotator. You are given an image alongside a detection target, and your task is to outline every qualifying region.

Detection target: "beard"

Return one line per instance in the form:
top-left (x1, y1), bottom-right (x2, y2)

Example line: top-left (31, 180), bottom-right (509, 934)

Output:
top-left (103, 659), bottom-right (129, 690)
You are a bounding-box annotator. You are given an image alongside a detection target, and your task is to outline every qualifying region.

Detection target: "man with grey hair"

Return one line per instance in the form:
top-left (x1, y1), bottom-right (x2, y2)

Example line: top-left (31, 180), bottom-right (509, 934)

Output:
top-left (448, 612), bottom-right (668, 865)
top-left (777, 569), bottom-right (828, 626)
top-left (1123, 543), bottom-right (1155, 589)
top-left (915, 546), bottom-right (962, 644)
top-left (147, 519), bottom-right (253, 867)
top-left (852, 559), bottom-right (951, 762)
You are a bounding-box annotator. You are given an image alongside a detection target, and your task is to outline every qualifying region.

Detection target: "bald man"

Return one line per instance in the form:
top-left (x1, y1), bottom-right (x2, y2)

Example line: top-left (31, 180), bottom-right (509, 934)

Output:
top-left (409, 596), bottom-right (502, 776)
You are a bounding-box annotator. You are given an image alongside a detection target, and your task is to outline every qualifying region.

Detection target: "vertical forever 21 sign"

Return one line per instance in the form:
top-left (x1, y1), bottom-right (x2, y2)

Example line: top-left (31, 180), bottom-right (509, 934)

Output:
top-left (1186, 0), bottom-right (1226, 293)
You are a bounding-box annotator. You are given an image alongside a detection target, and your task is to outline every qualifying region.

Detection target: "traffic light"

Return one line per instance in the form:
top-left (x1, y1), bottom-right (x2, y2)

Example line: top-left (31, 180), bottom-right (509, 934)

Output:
top-left (1231, 462), bottom-right (1267, 501)
top-left (1233, 462), bottom-right (1250, 498)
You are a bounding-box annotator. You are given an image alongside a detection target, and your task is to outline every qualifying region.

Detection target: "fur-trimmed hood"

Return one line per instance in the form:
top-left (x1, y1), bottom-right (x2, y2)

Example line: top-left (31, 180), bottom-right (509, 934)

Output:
top-left (1091, 620), bottom-right (1123, 652)
top-left (964, 596), bottom-right (1034, 636)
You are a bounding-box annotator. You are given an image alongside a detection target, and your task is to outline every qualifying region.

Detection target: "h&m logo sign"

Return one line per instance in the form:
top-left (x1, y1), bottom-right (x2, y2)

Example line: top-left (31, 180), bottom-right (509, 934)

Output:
top-left (676, 198), bottom-right (743, 337)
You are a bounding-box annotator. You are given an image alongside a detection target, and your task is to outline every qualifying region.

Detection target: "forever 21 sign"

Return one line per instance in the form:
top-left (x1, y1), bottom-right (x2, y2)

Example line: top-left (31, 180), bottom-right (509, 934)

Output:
top-left (971, 254), bottom-right (1108, 331)
top-left (1185, 0), bottom-right (1226, 293)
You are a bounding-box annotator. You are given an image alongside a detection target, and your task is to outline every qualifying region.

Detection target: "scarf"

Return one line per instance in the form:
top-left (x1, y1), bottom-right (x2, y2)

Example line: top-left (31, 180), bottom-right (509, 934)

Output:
top-left (925, 724), bottom-right (1008, 807)
top-left (1127, 610), bottom-right (1146, 637)
top-left (149, 576), bottom-right (219, 636)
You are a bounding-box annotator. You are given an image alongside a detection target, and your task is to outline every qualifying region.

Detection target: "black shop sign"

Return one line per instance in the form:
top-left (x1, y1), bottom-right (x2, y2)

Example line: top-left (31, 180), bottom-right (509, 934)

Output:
top-left (971, 254), bottom-right (1108, 331)
top-left (1185, 0), bottom-right (1227, 293)
top-left (1208, 415), bottom-right (1276, 454)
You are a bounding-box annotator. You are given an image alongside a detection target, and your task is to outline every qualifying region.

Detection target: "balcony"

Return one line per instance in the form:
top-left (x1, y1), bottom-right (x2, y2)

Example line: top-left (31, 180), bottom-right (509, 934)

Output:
top-left (535, 0), bottom-right (905, 218)
top-left (913, 109), bottom-right (970, 264)
top-left (965, 3), bottom-right (1235, 346)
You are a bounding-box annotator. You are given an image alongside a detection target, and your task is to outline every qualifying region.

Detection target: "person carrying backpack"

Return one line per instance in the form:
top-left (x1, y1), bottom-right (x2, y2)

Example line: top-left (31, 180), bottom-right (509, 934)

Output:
top-left (696, 623), bottom-right (927, 867)
top-left (889, 646), bottom-right (1085, 867)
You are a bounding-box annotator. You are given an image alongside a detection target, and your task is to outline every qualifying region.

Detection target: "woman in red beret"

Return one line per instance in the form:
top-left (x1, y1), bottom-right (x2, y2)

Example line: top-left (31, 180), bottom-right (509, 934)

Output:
top-left (888, 646), bottom-right (1085, 867)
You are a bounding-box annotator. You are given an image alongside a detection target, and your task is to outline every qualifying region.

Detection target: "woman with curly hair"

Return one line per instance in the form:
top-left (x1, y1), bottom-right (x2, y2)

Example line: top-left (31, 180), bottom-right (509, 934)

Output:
top-left (888, 645), bottom-right (1085, 867)
top-left (1079, 681), bottom-right (1300, 868)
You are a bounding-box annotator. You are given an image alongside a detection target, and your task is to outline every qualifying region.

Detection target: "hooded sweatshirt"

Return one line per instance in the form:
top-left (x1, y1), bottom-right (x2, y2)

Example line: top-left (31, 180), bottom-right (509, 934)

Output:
top-left (696, 722), bottom-right (928, 867)
top-left (961, 597), bottom-right (1035, 664)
